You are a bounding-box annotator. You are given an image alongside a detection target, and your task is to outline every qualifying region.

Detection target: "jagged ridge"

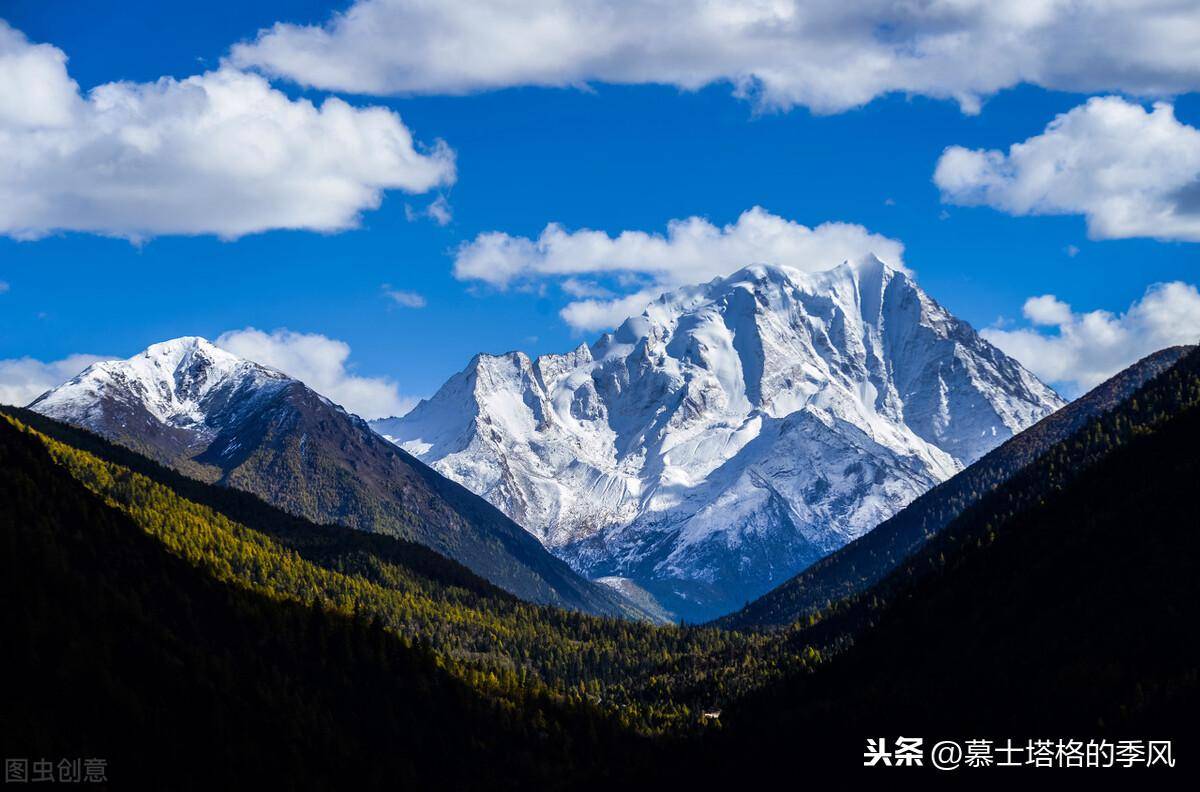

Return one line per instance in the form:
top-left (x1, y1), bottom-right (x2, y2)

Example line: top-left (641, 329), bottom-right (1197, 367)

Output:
top-left (373, 258), bottom-right (1064, 620)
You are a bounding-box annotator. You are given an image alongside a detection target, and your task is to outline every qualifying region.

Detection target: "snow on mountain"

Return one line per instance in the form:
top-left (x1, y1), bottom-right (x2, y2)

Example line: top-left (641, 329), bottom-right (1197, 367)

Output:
top-left (29, 336), bottom-right (295, 449)
top-left (373, 258), bottom-right (1065, 620)
top-left (26, 336), bottom-right (645, 617)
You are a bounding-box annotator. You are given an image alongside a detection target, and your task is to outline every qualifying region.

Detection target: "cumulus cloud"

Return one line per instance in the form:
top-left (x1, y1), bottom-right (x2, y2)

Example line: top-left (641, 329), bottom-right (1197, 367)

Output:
top-left (935, 96), bottom-right (1200, 241)
top-left (382, 287), bottom-right (427, 308)
top-left (215, 327), bottom-right (416, 419)
top-left (1022, 295), bottom-right (1074, 327)
top-left (453, 206), bottom-right (904, 330)
top-left (232, 0), bottom-right (1200, 114)
top-left (0, 22), bottom-right (78, 128)
top-left (0, 20), bottom-right (454, 241)
top-left (0, 353), bottom-right (114, 406)
top-left (982, 282), bottom-right (1200, 396)
top-left (556, 290), bottom-right (660, 333)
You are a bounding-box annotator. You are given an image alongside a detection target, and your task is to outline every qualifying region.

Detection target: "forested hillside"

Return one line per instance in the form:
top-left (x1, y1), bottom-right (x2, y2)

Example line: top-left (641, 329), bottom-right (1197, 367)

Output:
top-left (26, 338), bottom-right (641, 617)
top-left (0, 414), bottom-right (643, 790)
top-left (5, 342), bottom-right (1198, 786)
top-left (719, 345), bottom-right (1195, 631)
top-left (2, 408), bottom-right (821, 735)
top-left (685, 346), bottom-right (1200, 777)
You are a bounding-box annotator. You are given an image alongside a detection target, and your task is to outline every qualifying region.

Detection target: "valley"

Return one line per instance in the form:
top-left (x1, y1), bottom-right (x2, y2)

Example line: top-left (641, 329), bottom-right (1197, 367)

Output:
top-left (6, 342), bottom-right (1198, 785)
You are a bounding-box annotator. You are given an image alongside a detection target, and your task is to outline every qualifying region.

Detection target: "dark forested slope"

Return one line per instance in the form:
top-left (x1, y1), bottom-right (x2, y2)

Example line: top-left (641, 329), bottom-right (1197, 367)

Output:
top-left (0, 414), bottom-right (647, 791)
top-left (719, 345), bottom-right (1194, 631)
top-left (8, 344), bottom-right (1198, 786)
top-left (686, 348), bottom-right (1200, 778)
top-left (1, 408), bottom-right (815, 735)
top-left (29, 351), bottom-right (637, 617)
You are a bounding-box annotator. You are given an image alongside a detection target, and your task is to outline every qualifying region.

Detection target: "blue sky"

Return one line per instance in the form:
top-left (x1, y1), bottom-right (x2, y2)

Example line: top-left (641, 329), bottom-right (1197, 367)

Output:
top-left (1, 1), bottom-right (1198, 414)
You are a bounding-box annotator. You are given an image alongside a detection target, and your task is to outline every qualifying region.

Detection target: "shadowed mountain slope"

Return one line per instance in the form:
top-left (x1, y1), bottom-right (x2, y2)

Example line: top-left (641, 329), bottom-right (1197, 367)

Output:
top-left (718, 345), bottom-right (1194, 631)
top-left (28, 337), bottom-right (641, 618)
top-left (0, 414), bottom-right (647, 791)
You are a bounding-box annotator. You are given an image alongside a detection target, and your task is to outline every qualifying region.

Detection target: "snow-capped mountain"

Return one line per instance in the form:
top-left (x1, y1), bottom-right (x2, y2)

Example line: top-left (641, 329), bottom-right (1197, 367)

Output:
top-left (30, 337), bottom-right (295, 463)
top-left (28, 337), bottom-right (646, 618)
top-left (372, 258), bottom-right (1065, 620)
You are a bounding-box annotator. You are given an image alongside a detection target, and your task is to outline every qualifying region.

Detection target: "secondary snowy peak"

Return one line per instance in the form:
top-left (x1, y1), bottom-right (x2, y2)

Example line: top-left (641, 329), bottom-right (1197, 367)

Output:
top-left (30, 336), bottom-right (293, 436)
top-left (27, 335), bottom-right (640, 618)
top-left (375, 259), bottom-right (1064, 619)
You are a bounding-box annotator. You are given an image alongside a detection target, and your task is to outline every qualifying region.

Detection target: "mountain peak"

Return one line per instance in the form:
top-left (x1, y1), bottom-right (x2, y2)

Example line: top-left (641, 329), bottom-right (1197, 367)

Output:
top-left (30, 336), bottom-right (291, 429)
top-left (146, 334), bottom-right (217, 353)
top-left (722, 261), bottom-right (799, 284)
top-left (374, 263), bottom-right (1064, 619)
top-left (720, 255), bottom-right (903, 289)
top-left (80, 335), bottom-right (278, 383)
top-left (647, 257), bottom-right (913, 330)
top-left (842, 252), bottom-right (900, 277)
top-left (25, 338), bottom-right (636, 619)
top-left (466, 349), bottom-right (532, 372)
top-left (141, 334), bottom-right (229, 361)
top-left (132, 336), bottom-right (261, 379)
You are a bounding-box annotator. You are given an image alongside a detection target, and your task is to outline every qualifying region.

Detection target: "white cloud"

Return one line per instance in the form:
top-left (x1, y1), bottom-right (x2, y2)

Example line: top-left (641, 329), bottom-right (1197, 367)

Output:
top-left (0, 280), bottom-right (9, 294)
top-left (559, 289), bottom-right (661, 333)
top-left (935, 96), bottom-right (1200, 241)
top-left (404, 194), bottom-right (452, 226)
top-left (0, 22), bottom-right (78, 128)
top-left (232, 0), bottom-right (1200, 114)
top-left (0, 353), bottom-right (114, 406)
top-left (982, 282), bottom-right (1200, 396)
top-left (454, 207), bottom-right (904, 286)
top-left (1022, 295), bottom-right (1073, 327)
top-left (215, 327), bottom-right (416, 419)
top-left (560, 278), bottom-right (613, 298)
top-left (453, 206), bottom-right (904, 331)
top-left (382, 287), bottom-right (427, 308)
top-left (425, 195), bottom-right (452, 226)
top-left (0, 20), bottom-right (454, 241)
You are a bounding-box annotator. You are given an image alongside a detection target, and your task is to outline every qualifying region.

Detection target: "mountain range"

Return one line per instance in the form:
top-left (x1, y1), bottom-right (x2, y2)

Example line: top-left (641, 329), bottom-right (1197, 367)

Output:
top-left (7, 332), bottom-right (1198, 788)
top-left (372, 258), bottom-right (1064, 619)
top-left (27, 337), bottom-right (640, 618)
